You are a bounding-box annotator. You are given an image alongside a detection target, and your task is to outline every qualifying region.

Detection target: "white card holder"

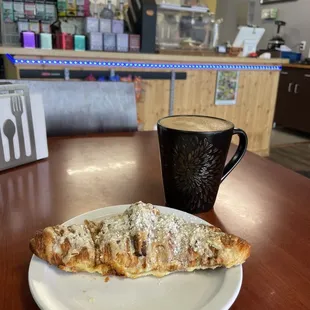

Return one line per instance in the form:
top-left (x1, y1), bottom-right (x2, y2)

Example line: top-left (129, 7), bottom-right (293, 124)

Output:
top-left (0, 83), bottom-right (48, 171)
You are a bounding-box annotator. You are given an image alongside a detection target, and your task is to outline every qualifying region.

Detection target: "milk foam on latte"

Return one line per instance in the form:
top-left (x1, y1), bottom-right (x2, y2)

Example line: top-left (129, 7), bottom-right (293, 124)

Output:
top-left (159, 116), bottom-right (233, 132)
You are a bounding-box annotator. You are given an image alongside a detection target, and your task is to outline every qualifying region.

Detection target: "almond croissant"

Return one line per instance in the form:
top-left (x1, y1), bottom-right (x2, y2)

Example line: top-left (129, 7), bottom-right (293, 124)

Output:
top-left (29, 202), bottom-right (251, 278)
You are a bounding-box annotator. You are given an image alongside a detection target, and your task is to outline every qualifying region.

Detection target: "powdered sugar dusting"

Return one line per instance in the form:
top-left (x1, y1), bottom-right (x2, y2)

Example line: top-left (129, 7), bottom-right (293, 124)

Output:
top-left (50, 202), bottom-right (226, 271)
top-left (96, 202), bottom-right (225, 267)
top-left (53, 224), bottom-right (95, 264)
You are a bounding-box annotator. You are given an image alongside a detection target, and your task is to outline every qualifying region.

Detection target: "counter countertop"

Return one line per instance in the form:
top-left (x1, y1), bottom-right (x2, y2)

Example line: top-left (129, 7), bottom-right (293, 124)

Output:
top-left (0, 46), bottom-right (288, 65)
top-left (282, 63), bottom-right (310, 69)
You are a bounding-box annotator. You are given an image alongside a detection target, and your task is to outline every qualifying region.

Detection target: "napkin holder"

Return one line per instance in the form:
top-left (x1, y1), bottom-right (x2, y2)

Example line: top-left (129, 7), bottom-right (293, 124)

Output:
top-left (0, 83), bottom-right (48, 172)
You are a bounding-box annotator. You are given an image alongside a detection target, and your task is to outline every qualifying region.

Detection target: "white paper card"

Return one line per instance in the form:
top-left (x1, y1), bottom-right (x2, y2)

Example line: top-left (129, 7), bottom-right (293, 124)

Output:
top-left (0, 84), bottom-right (48, 171)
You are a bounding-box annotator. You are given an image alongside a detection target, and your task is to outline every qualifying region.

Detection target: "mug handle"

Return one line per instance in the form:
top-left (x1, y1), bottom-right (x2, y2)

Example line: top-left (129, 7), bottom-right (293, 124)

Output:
top-left (221, 128), bottom-right (248, 182)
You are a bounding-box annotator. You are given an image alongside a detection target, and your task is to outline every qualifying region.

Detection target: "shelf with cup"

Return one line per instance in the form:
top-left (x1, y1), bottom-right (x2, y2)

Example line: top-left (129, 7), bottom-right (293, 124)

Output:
top-left (0, 0), bottom-right (140, 53)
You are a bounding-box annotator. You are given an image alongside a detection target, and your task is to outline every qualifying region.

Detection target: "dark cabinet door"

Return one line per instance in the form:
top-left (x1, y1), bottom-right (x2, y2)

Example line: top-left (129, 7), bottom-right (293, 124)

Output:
top-left (274, 70), bottom-right (298, 126)
top-left (291, 72), bottom-right (310, 133)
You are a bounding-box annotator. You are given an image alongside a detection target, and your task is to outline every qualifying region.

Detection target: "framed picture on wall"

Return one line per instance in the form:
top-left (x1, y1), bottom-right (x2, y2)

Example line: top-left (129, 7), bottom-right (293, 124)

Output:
top-left (260, 0), bottom-right (297, 4)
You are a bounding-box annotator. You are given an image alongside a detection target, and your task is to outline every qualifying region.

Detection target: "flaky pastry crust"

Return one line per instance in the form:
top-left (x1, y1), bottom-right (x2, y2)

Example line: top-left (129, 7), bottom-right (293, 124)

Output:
top-left (30, 202), bottom-right (251, 278)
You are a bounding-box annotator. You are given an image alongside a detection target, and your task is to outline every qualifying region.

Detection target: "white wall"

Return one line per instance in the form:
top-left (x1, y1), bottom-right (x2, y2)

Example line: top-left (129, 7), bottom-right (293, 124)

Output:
top-left (216, 0), bottom-right (310, 56)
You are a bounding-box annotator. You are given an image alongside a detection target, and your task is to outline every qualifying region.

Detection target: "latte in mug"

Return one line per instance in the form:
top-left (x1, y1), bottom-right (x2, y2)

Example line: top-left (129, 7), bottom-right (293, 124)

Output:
top-left (157, 115), bottom-right (248, 214)
top-left (159, 115), bottom-right (233, 132)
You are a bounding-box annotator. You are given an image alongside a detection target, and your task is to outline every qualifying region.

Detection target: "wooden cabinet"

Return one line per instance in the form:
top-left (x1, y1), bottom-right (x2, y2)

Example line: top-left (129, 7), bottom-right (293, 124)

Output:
top-left (274, 67), bottom-right (310, 133)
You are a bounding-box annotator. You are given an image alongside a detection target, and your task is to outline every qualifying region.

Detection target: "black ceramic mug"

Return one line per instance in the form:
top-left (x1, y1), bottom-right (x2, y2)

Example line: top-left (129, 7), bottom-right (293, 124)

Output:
top-left (157, 115), bottom-right (248, 214)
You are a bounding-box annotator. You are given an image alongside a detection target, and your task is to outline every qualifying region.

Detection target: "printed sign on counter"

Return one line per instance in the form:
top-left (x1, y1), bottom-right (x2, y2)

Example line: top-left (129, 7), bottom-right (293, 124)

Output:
top-left (0, 84), bottom-right (48, 171)
top-left (215, 71), bottom-right (240, 106)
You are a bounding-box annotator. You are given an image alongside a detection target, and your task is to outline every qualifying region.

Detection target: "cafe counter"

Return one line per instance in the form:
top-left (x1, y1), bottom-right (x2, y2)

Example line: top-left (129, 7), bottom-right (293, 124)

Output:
top-left (0, 47), bottom-right (288, 156)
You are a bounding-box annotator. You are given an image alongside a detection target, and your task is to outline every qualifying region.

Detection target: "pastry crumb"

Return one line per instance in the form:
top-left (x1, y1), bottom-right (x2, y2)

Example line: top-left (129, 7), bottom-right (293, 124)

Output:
top-left (104, 276), bottom-right (110, 282)
top-left (88, 297), bottom-right (95, 303)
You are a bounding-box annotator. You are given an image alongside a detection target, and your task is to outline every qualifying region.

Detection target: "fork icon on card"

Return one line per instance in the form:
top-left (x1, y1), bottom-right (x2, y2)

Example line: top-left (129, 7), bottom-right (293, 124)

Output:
top-left (10, 95), bottom-right (26, 158)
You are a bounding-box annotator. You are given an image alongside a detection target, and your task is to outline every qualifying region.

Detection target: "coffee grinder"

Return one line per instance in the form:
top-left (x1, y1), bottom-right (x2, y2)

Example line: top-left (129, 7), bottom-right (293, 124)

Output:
top-left (267, 20), bottom-right (286, 50)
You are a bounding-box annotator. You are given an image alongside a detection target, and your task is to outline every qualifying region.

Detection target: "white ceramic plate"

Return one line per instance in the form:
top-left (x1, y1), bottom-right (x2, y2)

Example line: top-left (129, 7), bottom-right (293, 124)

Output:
top-left (29, 205), bottom-right (243, 310)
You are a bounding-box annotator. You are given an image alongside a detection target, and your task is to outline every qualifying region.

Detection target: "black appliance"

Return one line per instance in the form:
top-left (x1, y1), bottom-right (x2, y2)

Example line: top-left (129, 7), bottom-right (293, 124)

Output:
top-left (267, 20), bottom-right (286, 50)
top-left (127, 0), bottom-right (157, 53)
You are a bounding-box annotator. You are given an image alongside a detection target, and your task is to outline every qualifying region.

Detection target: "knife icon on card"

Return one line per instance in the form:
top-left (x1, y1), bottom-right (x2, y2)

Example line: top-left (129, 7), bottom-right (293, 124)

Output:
top-left (0, 127), bottom-right (5, 166)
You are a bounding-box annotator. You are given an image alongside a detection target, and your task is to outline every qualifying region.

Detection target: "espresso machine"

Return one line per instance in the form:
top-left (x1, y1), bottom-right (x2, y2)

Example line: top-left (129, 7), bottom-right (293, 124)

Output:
top-left (267, 20), bottom-right (286, 50)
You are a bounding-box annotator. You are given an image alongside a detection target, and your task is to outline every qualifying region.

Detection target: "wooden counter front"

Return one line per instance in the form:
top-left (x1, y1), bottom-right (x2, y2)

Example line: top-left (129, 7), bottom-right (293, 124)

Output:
top-left (0, 47), bottom-right (287, 156)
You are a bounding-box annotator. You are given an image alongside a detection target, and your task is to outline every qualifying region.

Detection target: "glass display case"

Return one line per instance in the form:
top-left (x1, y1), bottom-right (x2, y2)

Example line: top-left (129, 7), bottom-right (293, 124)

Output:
top-left (156, 2), bottom-right (223, 50)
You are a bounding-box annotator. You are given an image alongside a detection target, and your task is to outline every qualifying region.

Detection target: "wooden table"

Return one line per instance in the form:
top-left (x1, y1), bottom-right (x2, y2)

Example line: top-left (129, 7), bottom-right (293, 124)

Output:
top-left (0, 132), bottom-right (309, 309)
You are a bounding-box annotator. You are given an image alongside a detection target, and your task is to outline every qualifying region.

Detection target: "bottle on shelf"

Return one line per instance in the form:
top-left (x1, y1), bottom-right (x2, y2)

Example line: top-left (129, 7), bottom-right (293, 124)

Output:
top-left (92, 0), bottom-right (99, 18)
top-left (115, 0), bottom-right (124, 21)
top-left (101, 0), bottom-right (114, 19)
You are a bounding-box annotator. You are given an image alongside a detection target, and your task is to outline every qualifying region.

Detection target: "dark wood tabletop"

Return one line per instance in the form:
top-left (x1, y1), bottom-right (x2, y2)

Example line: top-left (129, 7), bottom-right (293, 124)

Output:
top-left (0, 131), bottom-right (310, 310)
